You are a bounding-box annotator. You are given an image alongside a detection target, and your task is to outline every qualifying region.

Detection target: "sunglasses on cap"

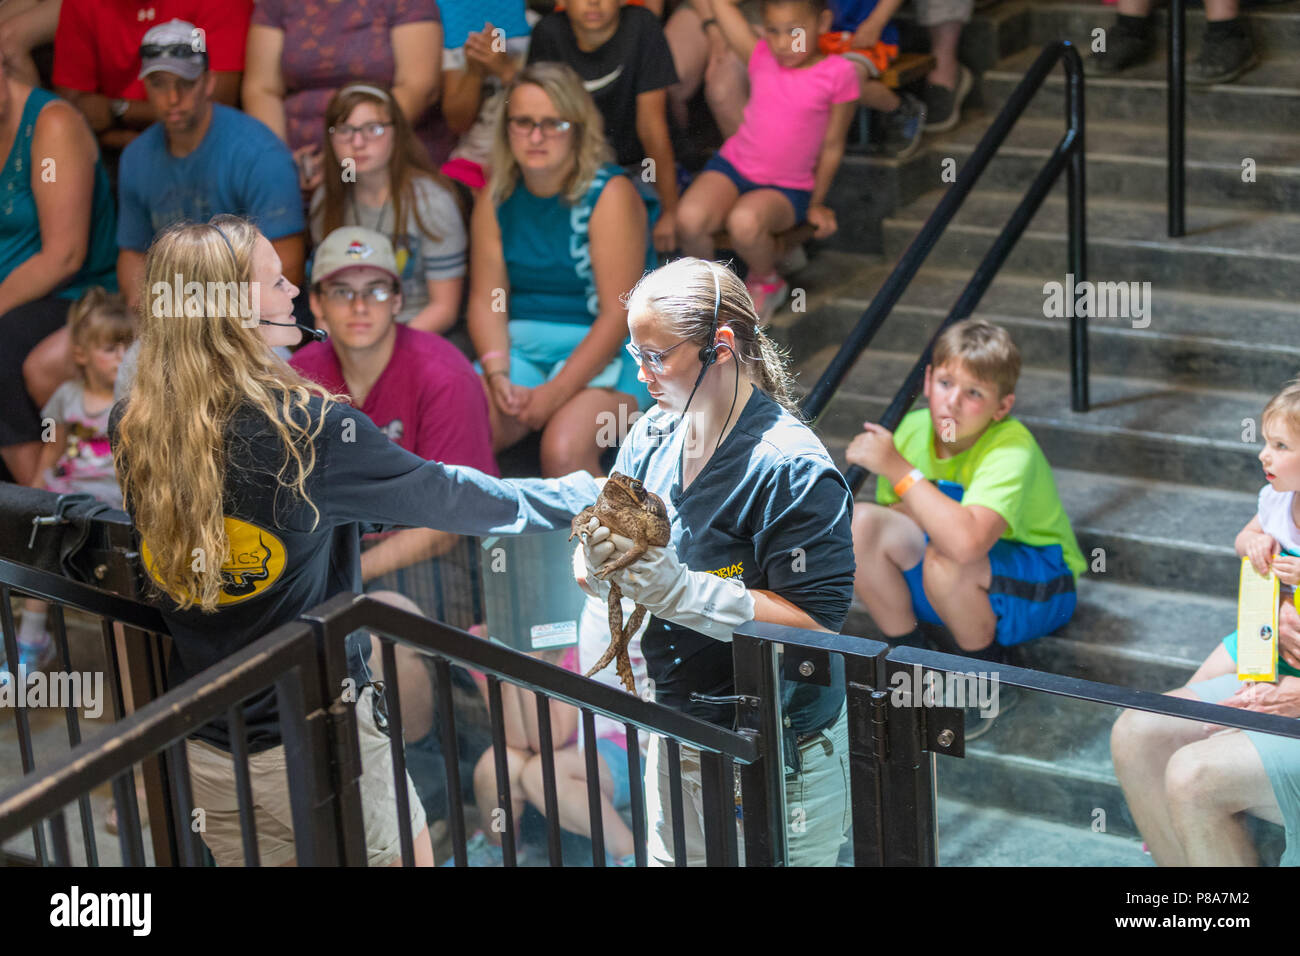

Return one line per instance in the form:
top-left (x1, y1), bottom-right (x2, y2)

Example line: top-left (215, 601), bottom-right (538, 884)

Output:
top-left (139, 43), bottom-right (207, 61)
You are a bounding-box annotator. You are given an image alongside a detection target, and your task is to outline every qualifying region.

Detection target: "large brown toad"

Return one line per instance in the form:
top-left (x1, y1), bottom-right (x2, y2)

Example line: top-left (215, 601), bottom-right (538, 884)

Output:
top-left (569, 472), bottom-right (671, 694)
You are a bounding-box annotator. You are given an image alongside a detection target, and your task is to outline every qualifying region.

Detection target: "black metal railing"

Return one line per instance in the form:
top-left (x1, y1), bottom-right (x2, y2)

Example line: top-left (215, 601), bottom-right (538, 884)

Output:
top-left (801, 41), bottom-right (1088, 495)
top-left (1169, 0), bottom-right (1186, 237)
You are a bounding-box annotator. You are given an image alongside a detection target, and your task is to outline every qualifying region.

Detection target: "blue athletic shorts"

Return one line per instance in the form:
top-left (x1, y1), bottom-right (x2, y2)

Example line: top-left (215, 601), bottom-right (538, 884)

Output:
top-left (701, 153), bottom-right (812, 225)
top-left (596, 737), bottom-right (644, 810)
top-left (902, 538), bottom-right (1078, 646)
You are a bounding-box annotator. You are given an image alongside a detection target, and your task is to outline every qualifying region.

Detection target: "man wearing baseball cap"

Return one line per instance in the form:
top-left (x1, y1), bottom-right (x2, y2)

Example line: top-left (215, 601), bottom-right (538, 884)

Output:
top-left (52, 0), bottom-right (251, 153)
top-left (116, 19), bottom-right (304, 314)
top-left (292, 226), bottom-right (498, 577)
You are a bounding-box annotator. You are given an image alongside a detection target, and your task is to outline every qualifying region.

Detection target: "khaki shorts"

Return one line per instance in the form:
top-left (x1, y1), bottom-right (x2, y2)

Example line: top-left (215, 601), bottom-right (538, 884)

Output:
top-left (185, 686), bottom-right (427, 866)
top-left (912, 0), bottom-right (973, 27)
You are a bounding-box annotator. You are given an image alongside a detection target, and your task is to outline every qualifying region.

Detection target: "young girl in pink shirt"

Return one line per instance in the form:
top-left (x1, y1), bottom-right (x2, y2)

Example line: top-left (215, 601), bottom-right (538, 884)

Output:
top-left (676, 0), bottom-right (860, 319)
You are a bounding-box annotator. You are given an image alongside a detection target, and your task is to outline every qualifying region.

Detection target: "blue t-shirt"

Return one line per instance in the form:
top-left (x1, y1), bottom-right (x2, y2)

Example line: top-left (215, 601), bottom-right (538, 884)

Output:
top-left (830, 0), bottom-right (900, 46)
top-left (0, 88), bottom-right (117, 299)
top-left (496, 162), bottom-right (657, 326)
top-left (116, 104), bottom-right (305, 251)
top-left (612, 386), bottom-right (856, 731)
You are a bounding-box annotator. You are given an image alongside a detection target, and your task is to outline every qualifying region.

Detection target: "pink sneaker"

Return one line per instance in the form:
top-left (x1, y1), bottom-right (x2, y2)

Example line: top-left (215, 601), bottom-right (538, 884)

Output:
top-left (745, 273), bottom-right (789, 321)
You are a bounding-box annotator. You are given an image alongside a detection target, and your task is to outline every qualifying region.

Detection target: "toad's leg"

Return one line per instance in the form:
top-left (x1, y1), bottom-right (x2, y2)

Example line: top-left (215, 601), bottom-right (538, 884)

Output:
top-left (585, 583), bottom-right (626, 679)
top-left (613, 603), bottom-right (647, 694)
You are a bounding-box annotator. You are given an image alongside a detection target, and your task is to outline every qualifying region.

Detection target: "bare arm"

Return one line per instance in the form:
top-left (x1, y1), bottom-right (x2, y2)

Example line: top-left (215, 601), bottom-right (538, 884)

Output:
top-left (0, 102), bottom-right (95, 315)
top-left (466, 189), bottom-right (511, 368)
top-left (390, 21), bottom-right (441, 127)
top-left (359, 528), bottom-right (459, 581)
top-left (28, 423), bottom-right (68, 488)
top-left (750, 589), bottom-right (833, 632)
top-left (407, 276), bottom-right (463, 335)
top-left (698, 0), bottom-right (756, 63)
top-left (809, 100), bottom-right (856, 208)
top-left (440, 67), bottom-right (484, 135)
top-left (210, 71), bottom-right (242, 108)
top-left (241, 25), bottom-right (288, 142)
top-left (116, 249), bottom-right (147, 314)
top-left (545, 176), bottom-right (646, 399)
top-left (634, 88), bottom-right (679, 217)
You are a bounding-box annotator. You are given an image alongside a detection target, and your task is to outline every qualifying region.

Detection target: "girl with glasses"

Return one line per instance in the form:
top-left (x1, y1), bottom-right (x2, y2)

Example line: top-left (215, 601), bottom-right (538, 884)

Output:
top-left (313, 84), bottom-right (467, 335)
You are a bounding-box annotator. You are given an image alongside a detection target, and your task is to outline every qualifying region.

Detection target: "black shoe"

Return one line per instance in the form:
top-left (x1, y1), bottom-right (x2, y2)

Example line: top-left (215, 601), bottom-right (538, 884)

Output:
top-left (1189, 25), bottom-right (1257, 85)
top-left (963, 684), bottom-right (1019, 742)
top-left (920, 65), bottom-right (972, 134)
top-left (1089, 15), bottom-right (1155, 74)
top-left (876, 92), bottom-right (927, 160)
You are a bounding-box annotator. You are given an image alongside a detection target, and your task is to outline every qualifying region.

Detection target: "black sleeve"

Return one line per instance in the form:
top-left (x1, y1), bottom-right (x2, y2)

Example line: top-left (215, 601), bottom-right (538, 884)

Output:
top-left (311, 402), bottom-right (600, 535)
top-left (752, 461), bottom-right (856, 632)
top-left (526, 13), bottom-right (564, 65)
top-left (630, 7), bottom-right (679, 91)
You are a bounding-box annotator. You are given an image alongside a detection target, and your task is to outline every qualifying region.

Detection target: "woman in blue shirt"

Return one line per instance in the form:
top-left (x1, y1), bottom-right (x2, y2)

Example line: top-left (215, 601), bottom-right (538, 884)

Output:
top-left (0, 54), bottom-right (116, 486)
top-left (577, 256), bottom-right (857, 866)
top-left (467, 61), bottom-right (657, 478)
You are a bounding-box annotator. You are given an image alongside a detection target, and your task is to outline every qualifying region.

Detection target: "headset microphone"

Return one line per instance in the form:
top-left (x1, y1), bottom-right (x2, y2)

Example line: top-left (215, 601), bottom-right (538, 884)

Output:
top-left (261, 320), bottom-right (328, 344)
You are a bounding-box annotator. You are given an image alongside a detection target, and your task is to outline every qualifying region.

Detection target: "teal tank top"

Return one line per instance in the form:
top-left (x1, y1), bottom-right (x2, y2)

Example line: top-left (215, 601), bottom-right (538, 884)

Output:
top-left (496, 162), bottom-right (657, 326)
top-left (0, 87), bottom-right (117, 299)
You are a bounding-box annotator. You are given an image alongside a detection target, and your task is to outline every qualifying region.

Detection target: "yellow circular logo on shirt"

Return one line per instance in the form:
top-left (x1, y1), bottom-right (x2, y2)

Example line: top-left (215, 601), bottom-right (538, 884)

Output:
top-left (141, 517), bottom-right (287, 606)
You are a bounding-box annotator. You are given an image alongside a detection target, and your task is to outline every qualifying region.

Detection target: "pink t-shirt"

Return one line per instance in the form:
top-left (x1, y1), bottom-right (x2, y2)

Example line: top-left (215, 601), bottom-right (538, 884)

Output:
top-left (290, 324), bottom-right (499, 476)
top-left (718, 41), bottom-right (859, 191)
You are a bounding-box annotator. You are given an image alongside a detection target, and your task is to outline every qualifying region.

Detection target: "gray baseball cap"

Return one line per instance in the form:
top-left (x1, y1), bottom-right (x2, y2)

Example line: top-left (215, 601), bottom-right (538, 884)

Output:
top-left (138, 19), bottom-right (208, 82)
top-left (311, 227), bottom-right (401, 286)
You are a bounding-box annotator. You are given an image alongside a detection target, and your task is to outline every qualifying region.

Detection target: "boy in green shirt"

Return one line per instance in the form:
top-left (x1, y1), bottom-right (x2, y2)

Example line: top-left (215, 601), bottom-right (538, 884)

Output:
top-left (846, 319), bottom-right (1085, 666)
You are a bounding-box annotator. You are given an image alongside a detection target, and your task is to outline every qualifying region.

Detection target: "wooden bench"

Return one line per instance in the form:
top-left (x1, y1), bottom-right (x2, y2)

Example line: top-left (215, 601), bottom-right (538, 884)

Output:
top-left (881, 52), bottom-right (936, 90)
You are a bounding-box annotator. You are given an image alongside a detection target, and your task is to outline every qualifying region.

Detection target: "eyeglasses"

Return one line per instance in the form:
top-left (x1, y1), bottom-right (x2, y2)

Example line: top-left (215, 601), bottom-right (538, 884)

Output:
top-left (506, 116), bottom-right (573, 137)
top-left (139, 43), bottom-right (206, 60)
top-left (322, 286), bottom-right (395, 305)
top-left (328, 122), bottom-right (394, 142)
top-left (625, 339), bottom-right (689, 375)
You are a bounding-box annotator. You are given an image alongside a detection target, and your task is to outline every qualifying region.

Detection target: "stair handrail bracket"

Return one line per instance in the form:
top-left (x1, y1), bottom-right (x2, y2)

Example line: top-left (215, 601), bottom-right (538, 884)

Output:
top-left (802, 41), bottom-right (1088, 496)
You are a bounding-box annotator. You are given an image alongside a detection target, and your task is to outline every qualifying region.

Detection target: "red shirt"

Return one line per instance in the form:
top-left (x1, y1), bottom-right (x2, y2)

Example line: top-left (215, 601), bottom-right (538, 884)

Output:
top-left (53, 0), bottom-right (254, 100)
top-left (290, 324), bottom-right (499, 477)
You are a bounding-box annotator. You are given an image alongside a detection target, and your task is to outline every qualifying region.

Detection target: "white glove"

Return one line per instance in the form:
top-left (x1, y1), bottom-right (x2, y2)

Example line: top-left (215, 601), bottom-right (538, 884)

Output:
top-left (613, 543), bottom-right (755, 641)
top-left (572, 517), bottom-right (624, 600)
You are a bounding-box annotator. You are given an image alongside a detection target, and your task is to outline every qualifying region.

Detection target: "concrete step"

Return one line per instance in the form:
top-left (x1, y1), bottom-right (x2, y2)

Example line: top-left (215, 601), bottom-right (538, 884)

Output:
top-left (804, 348), bottom-right (1270, 492)
top-left (1026, 0), bottom-right (1300, 59)
top-left (934, 794), bottom-right (1150, 866)
top-left (779, 263), bottom-right (1300, 393)
top-left (978, 44), bottom-right (1300, 134)
top-left (934, 685), bottom-right (1287, 862)
top-left (846, 576), bottom-right (1232, 692)
top-left (882, 189), bottom-right (1300, 303)
top-left (924, 115), bottom-right (1300, 213)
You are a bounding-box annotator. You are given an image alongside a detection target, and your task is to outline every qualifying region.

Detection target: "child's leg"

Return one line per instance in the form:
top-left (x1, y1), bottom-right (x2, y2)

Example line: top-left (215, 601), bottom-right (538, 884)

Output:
top-left (724, 189), bottom-right (797, 280)
top-left (676, 170), bottom-right (739, 260)
top-left (472, 744), bottom-right (529, 846)
top-left (520, 746), bottom-right (636, 859)
top-left (926, 21), bottom-right (964, 90)
top-left (851, 503), bottom-right (927, 638)
top-left (664, 3), bottom-right (708, 129)
top-left (851, 59), bottom-right (900, 111)
top-left (919, 547), bottom-right (997, 652)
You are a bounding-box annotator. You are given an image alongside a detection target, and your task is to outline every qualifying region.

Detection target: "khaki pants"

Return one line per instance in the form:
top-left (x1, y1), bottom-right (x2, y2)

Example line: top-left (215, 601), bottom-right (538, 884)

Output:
top-left (186, 687), bottom-right (427, 866)
top-left (644, 704), bottom-right (850, 866)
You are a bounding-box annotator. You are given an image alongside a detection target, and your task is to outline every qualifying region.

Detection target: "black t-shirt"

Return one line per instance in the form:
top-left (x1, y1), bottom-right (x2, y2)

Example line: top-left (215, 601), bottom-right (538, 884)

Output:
top-left (109, 395), bottom-right (599, 752)
top-left (527, 6), bottom-right (679, 167)
top-left (612, 386), bottom-right (856, 731)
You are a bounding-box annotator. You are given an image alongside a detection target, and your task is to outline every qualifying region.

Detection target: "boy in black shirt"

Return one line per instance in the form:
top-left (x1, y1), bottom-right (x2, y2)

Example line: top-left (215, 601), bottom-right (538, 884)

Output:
top-left (529, 0), bottom-right (681, 254)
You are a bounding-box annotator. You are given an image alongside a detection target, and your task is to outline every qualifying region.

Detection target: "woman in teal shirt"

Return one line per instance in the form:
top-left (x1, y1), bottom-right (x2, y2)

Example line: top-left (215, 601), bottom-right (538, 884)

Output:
top-left (467, 61), bottom-right (657, 478)
top-left (0, 53), bottom-right (116, 485)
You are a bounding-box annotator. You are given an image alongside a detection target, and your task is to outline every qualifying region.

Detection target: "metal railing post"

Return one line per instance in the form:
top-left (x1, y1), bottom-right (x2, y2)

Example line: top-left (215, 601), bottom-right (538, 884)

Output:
top-left (1168, 0), bottom-right (1186, 237)
top-left (881, 658), bottom-right (939, 866)
top-left (731, 633), bottom-right (785, 866)
top-left (1064, 44), bottom-right (1089, 413)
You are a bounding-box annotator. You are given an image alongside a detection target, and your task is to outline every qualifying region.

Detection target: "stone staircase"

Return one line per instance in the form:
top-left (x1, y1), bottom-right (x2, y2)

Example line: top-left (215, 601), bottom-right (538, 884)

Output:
top-left (778, 0), bottom-right (1300, 863)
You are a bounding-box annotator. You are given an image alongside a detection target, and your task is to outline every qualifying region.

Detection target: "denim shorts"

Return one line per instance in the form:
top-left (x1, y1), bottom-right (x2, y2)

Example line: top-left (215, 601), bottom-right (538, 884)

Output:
top-left (903, 538), bottom-right (1078, 646)
top-left (702, 153), bottom-right (812, 225)
top-left (596, 737), bottom-right (643, 810)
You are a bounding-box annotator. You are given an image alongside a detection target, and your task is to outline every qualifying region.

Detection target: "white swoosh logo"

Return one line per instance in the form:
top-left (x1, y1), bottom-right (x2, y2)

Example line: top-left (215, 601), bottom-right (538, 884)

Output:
top-left (584, 65), bottom-right (624, 93)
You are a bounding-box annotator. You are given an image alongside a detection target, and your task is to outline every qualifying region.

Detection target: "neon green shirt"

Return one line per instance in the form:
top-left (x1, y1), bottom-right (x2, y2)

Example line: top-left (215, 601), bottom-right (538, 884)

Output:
top-left (875, 409), bottom-right (1087, 578)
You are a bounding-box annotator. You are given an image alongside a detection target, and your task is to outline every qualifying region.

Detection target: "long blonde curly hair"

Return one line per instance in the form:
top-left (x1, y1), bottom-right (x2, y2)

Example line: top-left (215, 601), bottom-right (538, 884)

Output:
top-left (113, 216), bottom-right (338, 612)
top-left (488, 61), bottom-right (613, 208)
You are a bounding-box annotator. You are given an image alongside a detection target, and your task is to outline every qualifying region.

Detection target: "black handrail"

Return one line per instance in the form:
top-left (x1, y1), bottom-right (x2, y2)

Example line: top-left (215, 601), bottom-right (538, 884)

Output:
top-left (800, 41), bottom-right (1088, 495)
top-left (1168, 0), bottom-right (1186, 237)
